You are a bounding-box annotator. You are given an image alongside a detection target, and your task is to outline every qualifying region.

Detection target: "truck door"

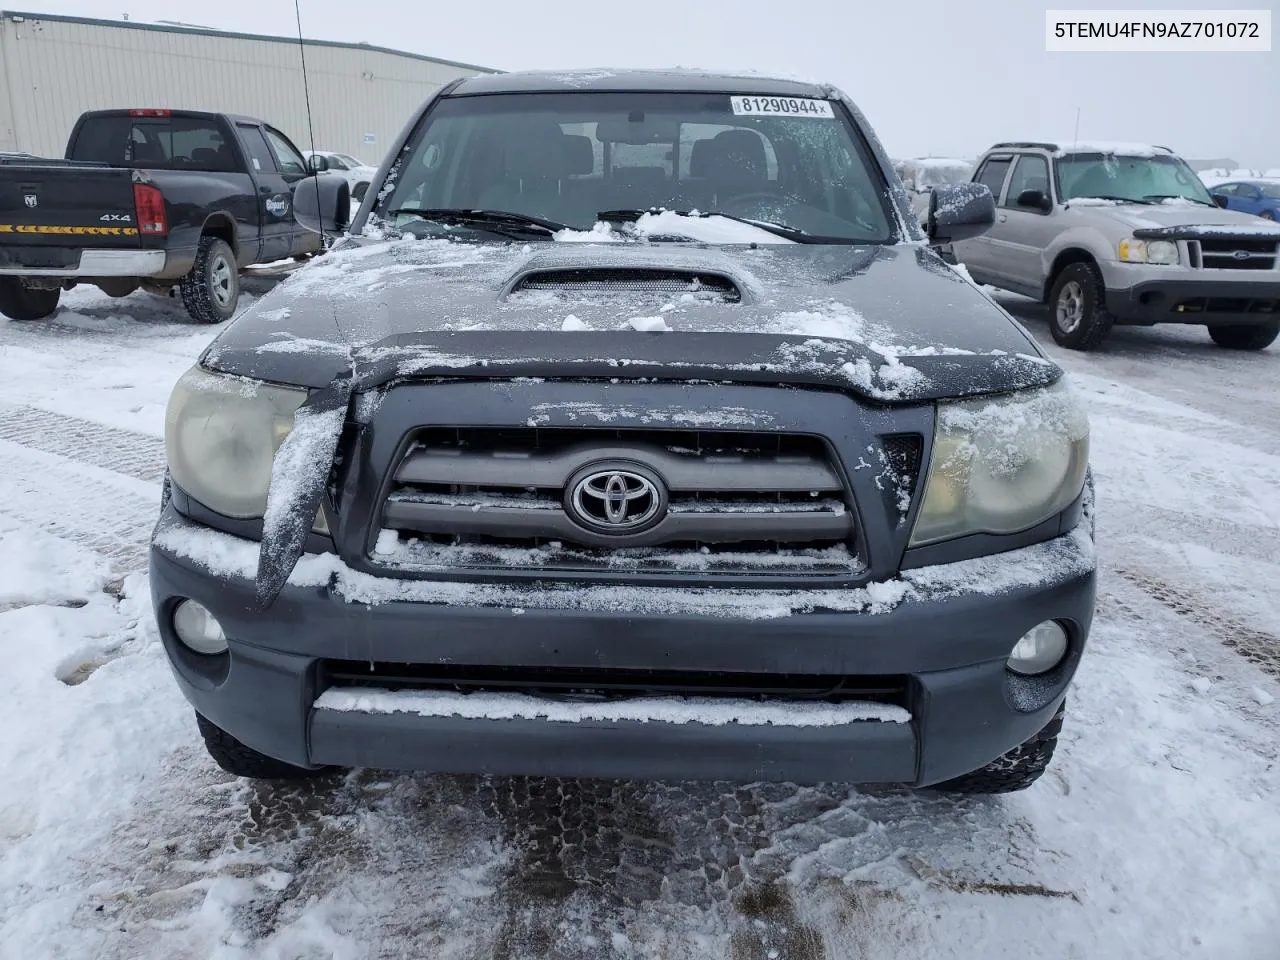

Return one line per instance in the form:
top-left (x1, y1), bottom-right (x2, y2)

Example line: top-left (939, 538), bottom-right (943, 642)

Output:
top-left (263, 126), bottom-right (324, 257)
top-left (236, 123), bottom-right (298, 263)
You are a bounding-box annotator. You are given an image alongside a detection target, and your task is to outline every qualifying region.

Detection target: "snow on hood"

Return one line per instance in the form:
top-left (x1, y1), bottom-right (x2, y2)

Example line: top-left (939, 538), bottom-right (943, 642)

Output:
top-left (202, 236), bottom-right (1055, 404)
top-left (1069, 202), bottom-right (1280, 233)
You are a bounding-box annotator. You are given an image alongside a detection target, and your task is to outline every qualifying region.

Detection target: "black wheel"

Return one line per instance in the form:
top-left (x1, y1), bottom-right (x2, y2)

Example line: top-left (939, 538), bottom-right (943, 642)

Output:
top-left (0, 277), bottom-right (60, 321)
top-left (180, 236), bottom-right (239, 324)
top-left (195, 712), bottom-right (331, 780)
top-left (1047, 263), bottom-right (1113, 350)
top-left (1259, 210), bottom-right (1275, 221)
top-left (352, 181), bottom-right (370, 203)
top-left (931, 704), bottom-right (1065, 795)
top-left (1208, 322), bottom-right (1280, 351)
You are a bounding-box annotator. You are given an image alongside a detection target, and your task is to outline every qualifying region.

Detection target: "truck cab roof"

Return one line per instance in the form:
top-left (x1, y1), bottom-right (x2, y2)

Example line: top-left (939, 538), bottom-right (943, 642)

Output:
top-left (450, 68), bottom-right (834, 98)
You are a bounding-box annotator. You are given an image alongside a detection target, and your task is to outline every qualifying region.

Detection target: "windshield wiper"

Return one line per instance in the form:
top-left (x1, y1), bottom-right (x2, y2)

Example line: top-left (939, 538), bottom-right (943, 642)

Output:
top-left (596, 208), bottom-right (831, 243)
top-left (389, 207), bottom-right (570, 238)
top-left (1143, 194), bottom-right (1215, 206)
top-left (1069, 195), bottom-right (1156, 205)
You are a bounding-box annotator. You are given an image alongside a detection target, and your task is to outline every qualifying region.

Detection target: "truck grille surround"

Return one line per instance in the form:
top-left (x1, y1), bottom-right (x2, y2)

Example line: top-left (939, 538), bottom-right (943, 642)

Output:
top-left (374, 427), bottom-right (864, 578)
top-left (1188, 237), bottom-right (1279, 271)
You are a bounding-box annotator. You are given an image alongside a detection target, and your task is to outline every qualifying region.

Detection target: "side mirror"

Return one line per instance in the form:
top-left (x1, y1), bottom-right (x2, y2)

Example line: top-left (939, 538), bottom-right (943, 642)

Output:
top-left (306, 154), bottom-right (329, 173)
top-left (1016, 188), bottom-right (1053, 212)
top-left (1211, 193), bottom-right (1229, 208)
top-left (927, 182), bottom-right (996, 244)
top-left (294, 173), bottom-right (350, 235)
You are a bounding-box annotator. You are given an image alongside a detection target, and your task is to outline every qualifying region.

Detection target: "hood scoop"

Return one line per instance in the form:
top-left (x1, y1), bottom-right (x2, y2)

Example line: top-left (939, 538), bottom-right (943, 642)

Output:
top-left (506, 267), bottom-right (742, 303)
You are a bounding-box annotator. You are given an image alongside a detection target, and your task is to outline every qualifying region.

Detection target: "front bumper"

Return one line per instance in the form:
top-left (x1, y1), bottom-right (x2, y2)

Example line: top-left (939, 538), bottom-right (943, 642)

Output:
top-left (150, 509), bottom-right (1097, 786)
top-left (1099, 262), bottom-right (1280, 325)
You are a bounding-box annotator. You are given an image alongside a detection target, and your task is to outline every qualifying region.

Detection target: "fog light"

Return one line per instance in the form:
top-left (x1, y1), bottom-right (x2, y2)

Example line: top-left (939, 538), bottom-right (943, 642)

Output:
top-left (1007, 621), bottom-right (1068, 675)
top-left (172, 599), bottom-right (228, 656)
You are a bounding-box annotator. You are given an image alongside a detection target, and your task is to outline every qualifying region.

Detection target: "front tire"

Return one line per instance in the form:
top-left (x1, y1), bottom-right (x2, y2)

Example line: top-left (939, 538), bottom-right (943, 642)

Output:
top-left (1048, 263), bottom-right (1113, 350)
top-left (931, 704), bottom-right (1065, 794)
top-left (0, 277), bottom-right (60, 321)
top-left (1208, 322), bottom-right (1280, 351)
top-left (1259, 210), bottom-right (1275, 221)
top-left (195, 712), bottom-right (331, 780)
top-left (180, 236), bottom-right (239, 324)
top-left (352, 181), bottom-right (370, 203)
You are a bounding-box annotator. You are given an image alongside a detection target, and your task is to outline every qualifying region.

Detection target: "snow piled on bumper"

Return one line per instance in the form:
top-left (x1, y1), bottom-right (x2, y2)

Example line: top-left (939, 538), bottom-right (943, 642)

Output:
top-left (314, 689), bottom-right (910, 726)
top-left (152, 513), bottom-right (1095, 619)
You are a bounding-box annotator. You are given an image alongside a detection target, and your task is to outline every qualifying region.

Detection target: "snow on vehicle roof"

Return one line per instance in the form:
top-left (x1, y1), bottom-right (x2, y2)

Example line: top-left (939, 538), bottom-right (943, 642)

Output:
top-left (904, 158), bottom-right (972, 168)
top-left (452, 68), bottom-right (831, 98)
top-left (1052, 141), bottom-right (1172, 158)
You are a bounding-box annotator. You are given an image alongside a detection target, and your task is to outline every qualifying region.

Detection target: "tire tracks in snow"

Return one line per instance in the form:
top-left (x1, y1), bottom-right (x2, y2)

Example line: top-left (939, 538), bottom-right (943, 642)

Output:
top-left (0, 405), bottom-right (163, 574)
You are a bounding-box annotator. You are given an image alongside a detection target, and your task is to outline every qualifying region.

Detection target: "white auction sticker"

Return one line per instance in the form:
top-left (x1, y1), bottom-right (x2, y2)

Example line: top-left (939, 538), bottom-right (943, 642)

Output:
top-left (729, 96), bottom-right (834, 118)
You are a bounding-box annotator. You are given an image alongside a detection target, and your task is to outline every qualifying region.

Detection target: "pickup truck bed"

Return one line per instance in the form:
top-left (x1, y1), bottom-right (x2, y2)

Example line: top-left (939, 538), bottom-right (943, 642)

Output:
top-left (0, 109), bottom-right (324, 324)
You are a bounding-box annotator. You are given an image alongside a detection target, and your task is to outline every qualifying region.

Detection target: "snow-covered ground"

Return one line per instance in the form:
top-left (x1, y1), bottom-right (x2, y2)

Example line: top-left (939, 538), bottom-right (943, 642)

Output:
top-left (0, 282), bottom-right (1277, 959)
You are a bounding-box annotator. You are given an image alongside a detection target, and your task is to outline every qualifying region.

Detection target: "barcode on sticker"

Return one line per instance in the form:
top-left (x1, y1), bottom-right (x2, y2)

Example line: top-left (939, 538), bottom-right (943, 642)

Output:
top-left (729, 96), bottom-right (834, 118)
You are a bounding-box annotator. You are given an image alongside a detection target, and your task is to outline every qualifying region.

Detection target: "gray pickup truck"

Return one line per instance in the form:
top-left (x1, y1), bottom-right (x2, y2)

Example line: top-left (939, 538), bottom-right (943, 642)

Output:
top-left (150, 70), bottom-right (1095, 796)
top-left (953, 141), bottom-right (1280, 351)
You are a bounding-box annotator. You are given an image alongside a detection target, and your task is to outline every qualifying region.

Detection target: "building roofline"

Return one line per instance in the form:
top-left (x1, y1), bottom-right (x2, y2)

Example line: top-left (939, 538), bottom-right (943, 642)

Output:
top-left (0, 9), bottom-right (497, 74)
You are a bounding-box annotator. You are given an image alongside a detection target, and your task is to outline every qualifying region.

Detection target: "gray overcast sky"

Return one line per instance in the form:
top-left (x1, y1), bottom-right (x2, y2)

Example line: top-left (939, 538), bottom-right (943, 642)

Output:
top-left (19, 0), bottom-right (1280, 166)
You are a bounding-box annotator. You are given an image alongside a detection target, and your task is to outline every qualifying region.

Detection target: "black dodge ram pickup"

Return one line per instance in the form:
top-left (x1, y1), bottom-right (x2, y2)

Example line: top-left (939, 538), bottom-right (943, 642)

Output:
top-left (0, 109), bottom-right (337, 324)
top-left (151, 70), bottom-right (1096, 794)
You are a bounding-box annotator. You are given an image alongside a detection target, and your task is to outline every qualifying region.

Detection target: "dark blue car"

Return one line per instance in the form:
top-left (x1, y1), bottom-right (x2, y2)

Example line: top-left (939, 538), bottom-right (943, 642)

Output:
top-left (1209, 179), bottom-right (1280, 220)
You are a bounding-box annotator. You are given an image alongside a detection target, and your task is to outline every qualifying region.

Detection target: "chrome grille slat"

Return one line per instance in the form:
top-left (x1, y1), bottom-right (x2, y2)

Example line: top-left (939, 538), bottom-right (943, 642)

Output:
top-left (381, 499), bottom-right (852, 549)
top-left (395, 442), bottom-right (843, 492)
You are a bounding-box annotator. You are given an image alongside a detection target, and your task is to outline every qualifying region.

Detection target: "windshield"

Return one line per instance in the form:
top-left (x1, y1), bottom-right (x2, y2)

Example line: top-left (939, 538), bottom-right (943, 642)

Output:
top-left (376, 92), bottom-right (894, 243)
top-left (1057, 153), bottom-right (1213, 204)
top-left (335, 153), bottom-right (363, 167)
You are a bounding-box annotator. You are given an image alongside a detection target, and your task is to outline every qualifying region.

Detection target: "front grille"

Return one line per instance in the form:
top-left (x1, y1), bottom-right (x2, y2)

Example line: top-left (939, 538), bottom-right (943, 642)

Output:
top-left (321, 660), bottom-right (909, 707)
top-left (509, 268), bottom-right (741, 302)
top-left (1193, 238), bottom-right (1278, 271)
top-left (374, 427), bottom-right (859, 577)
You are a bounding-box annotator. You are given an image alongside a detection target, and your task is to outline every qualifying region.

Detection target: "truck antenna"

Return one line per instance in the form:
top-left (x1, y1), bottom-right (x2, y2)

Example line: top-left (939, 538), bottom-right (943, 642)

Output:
top-left (1072, 107), bottom-right (1081, 147)
top-left (294, 0), bottom-right (325, 244)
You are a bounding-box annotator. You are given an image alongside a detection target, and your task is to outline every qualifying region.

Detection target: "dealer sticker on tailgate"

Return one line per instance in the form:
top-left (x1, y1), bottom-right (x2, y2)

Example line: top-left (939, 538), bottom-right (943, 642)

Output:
top-left (729, 96), bottom-right (834, 118)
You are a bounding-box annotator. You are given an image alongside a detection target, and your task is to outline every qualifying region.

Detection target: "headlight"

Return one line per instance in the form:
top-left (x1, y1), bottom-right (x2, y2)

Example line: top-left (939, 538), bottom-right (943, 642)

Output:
top-left (164, 366), bottom-right (307, 518)
top-left (909, 379), bottom-right (1090, 547)
top-left (1118, 238), bottom-right (1178, 264)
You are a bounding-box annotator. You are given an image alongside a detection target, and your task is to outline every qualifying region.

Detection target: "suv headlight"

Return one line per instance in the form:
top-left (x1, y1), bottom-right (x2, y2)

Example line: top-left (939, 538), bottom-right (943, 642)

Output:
top-left (164, 366), bottom-right (307, 518)
top-left (1118, 238), bottom-right (1178, 264)
top-left (909, 379), bottom-right (1090, 547)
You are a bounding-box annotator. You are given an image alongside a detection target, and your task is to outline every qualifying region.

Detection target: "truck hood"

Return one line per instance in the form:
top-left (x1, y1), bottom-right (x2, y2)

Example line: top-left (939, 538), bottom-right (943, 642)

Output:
top-left (1084, 201), bottom-right (1280, 233)
top-left (203, 236), bottom-right (1058, 403)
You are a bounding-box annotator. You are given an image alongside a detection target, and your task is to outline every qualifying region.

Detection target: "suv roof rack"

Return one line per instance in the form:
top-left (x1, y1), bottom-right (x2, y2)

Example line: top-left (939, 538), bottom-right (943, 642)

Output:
top-left (989, 141), bottom-right (1058, 151)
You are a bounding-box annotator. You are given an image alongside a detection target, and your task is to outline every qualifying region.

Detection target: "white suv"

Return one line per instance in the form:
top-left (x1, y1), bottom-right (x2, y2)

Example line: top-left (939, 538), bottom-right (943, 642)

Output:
top-left (953, 141), bottom-right (1280, 351)
top-left (303, 150), bottom-right (378, 203)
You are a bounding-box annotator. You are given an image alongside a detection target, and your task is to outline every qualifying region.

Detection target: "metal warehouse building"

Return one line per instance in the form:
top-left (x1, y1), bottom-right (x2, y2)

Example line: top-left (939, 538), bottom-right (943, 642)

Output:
top-left (0, 10), bottom-right (493, 161)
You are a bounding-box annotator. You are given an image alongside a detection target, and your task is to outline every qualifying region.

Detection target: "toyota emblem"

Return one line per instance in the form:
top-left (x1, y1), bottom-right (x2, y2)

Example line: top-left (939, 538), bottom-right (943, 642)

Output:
top-left (566, 463), bottom-right (667, 534)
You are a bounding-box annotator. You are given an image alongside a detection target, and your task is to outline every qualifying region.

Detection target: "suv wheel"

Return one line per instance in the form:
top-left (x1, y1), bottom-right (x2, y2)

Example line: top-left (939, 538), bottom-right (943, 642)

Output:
top-left (931, 704), bottom-right (1065, 794)
top-left (352, 181), bottom-right (370, 203)
top-left (195, 712), bottom-right (331, 780)
top-left (180, 236), bottom-right (240, 324)
top-left (0, 277), bottom-right (61, 321)
top-left (1048, 263), bottom-right (1113, 350)
top-left (1208, 322), bottom-right (1280, 351)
